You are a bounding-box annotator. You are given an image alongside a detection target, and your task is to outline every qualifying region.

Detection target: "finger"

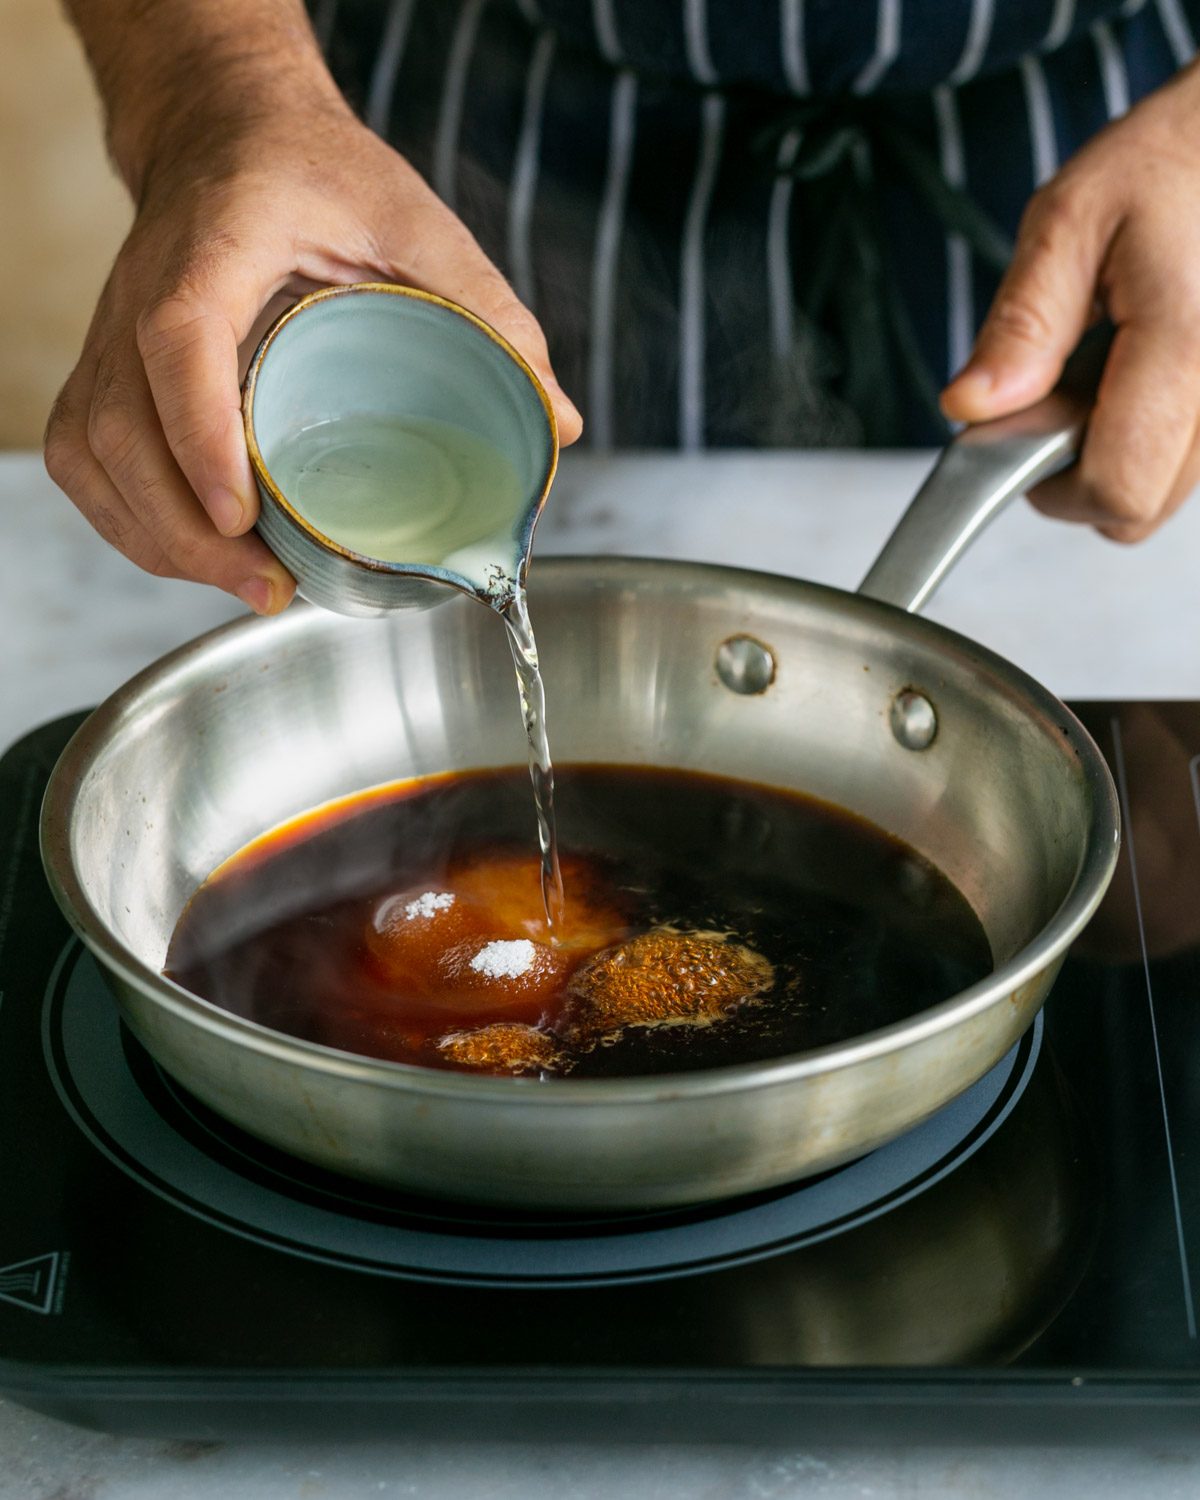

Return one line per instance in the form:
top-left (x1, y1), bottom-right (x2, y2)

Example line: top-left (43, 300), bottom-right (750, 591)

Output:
top-left (46, 379), bottom-right (180, 577)
top-left (68, 448), bottom-right (285, 612)
top-left (136, 257), bottom-right (299, 538)
top-left (1097, 444), bottom-right (1200, 542)
top-left (941, 187), bottom-right (1104, 423)
top-left (86, 340), bottom-right (296, 611)
top-left (380, 202), bottom-right (584, 445)
top-left (1028, 318), bottom-right (1200, 538)
top-left (1031, 406), bottom-right (1200, 542)
top-left (49, 440), bottom-right (184, 578)
top-left (136, 298), bottom-right (256, 536)
top-left (46, 353), bottom-right (172, 573)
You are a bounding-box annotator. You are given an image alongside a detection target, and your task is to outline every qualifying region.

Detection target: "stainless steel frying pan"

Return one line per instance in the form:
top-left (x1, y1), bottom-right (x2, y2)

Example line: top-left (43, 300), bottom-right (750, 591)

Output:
top-left (40, 371), bottom-right (1120, 1210)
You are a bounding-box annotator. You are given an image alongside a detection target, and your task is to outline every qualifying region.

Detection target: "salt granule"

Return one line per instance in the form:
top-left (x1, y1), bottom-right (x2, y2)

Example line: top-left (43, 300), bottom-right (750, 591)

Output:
top-left (404, 891), bottom-right (455, 921)
top-left (469, 939), bottom-right (537, 980)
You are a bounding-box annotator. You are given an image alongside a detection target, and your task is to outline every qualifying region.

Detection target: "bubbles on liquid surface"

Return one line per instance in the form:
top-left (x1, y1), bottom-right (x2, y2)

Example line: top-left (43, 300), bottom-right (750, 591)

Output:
top-left (164, 767), bottom-right (995, 1080)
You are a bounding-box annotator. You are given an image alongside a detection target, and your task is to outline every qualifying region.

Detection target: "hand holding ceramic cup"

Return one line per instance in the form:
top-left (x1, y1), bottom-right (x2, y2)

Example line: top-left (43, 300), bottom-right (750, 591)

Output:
top-left (242, 283), bottom-right (560, 618)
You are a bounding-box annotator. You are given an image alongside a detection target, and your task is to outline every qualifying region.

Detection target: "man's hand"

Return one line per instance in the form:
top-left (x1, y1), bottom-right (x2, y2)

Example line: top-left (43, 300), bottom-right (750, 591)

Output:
top-left (941, 60), bottom-right (1200, 542)
top-left (47, 1), bottom-right (581, 614)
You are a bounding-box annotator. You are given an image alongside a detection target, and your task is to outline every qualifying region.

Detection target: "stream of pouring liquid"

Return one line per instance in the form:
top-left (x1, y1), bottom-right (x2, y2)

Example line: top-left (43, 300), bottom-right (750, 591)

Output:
top-left (500, 588), bottom-right (566, 934)
top-left (274, 414), bottom-right (566, 933)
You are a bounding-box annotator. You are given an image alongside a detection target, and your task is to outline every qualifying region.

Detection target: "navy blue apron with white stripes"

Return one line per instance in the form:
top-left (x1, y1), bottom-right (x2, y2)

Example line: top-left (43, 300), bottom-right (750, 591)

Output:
top-left (311, 0), bottom-right (1199, 447)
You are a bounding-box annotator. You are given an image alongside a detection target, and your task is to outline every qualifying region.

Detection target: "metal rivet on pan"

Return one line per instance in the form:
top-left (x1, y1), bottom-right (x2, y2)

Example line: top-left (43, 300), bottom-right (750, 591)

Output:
top-left (716, 636), bottom-right (776, 695)
top-left (890, 690), bottom-right (938, 751)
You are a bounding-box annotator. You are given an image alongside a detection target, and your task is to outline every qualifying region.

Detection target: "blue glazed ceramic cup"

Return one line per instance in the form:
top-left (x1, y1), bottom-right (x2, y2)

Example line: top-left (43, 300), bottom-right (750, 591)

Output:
top-left (242, 283), bottom-right (559, 618)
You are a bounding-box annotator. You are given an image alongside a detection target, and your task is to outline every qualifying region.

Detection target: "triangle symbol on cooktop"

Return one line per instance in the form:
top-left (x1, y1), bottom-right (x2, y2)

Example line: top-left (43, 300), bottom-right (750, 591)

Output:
top-left (0, 1252), bottom-right (61, 1315)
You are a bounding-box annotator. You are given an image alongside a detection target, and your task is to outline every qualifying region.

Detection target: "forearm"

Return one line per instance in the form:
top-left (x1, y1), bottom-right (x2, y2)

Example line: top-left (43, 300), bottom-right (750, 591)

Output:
top-left (62, 0), bottom-right (349, 198)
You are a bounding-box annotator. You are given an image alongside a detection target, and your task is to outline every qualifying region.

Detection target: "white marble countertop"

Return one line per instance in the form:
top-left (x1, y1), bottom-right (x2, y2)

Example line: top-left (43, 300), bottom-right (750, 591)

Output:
top-left (6, 446), bottom-right (1200, 751)
top-left (4, 447), bottom-right (1200, 1497)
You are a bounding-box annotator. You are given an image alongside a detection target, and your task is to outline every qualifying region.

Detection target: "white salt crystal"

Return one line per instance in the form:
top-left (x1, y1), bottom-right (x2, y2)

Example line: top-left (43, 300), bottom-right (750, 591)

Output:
top-left (469, 939), bottom-right (537, 980)
top-left (404, 891), bottom-right (455, 921)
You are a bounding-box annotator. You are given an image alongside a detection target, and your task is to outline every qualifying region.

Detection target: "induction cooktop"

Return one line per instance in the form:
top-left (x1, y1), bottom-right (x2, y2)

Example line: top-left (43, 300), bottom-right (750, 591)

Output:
top-left (3, 706), bottom-right (1200, 1442)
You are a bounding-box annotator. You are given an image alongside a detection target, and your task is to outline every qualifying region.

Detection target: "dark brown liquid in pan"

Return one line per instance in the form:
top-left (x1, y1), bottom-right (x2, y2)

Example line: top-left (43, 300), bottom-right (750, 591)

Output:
top-left (165, 766), bottom-right (993, 1078)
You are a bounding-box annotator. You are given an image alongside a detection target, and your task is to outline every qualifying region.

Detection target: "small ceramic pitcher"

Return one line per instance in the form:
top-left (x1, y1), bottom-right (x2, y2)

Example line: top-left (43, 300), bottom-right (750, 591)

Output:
top-left (242, 283), bottom-right (559, 618)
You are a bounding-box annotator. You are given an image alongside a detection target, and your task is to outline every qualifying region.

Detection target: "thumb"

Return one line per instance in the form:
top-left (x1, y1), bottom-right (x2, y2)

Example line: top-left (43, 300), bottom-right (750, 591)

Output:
top-left (941, 192), bottom-right (1102, 423)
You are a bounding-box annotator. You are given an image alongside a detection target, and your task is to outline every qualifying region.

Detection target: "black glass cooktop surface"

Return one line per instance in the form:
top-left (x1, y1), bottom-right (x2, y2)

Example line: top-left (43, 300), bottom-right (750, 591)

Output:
top-left (3, 706), bottom-right (1200, 1442)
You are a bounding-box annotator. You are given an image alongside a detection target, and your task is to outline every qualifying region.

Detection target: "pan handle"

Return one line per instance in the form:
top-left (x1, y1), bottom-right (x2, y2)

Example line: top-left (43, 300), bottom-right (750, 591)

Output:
top-left (857, 327), bottom-right (1112, 614)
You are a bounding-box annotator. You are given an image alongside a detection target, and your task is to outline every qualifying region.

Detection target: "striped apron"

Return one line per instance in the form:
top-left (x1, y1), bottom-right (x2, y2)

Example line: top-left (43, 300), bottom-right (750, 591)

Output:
top-left (312, 0), bottom-right (1200, 446)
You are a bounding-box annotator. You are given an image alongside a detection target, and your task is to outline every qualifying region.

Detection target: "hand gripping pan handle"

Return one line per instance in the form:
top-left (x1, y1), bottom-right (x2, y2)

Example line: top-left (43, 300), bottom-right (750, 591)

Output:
top-left (858, 328), bottom-right (1112, 614)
